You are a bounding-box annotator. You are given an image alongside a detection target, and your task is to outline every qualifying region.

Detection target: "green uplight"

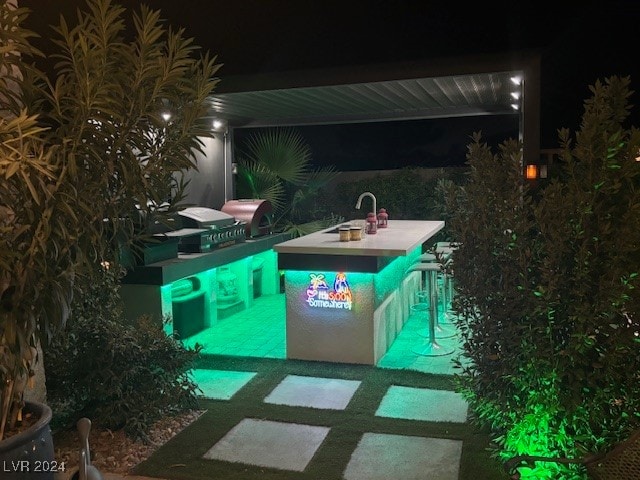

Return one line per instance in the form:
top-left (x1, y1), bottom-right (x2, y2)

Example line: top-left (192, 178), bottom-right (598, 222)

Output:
top-left (500, 391), bottom-right (586, 479)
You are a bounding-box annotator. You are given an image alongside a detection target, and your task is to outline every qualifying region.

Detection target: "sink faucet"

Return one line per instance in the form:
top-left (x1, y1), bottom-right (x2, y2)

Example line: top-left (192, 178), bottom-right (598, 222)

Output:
top-left (355, 192), bottom-right (377, 216)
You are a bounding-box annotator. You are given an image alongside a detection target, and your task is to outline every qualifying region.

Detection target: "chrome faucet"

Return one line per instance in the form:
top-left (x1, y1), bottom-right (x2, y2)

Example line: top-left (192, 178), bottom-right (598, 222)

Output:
top-left (355, 191), bottom-right (377, 216)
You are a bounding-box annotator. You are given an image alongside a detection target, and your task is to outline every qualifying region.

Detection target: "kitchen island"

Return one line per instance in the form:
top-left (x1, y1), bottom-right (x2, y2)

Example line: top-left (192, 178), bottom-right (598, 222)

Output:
top-left (274, 220), bottom-right (444, 365)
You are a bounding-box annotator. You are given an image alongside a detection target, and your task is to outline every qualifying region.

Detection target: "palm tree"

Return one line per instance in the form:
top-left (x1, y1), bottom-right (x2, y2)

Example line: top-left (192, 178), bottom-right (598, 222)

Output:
top-left (235, 128), bottom-right (341, 236)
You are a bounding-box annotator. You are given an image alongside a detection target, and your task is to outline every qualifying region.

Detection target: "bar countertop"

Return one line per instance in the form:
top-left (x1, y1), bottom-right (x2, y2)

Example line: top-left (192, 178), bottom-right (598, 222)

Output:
top-left (273, 220), bottom-right (444, 257)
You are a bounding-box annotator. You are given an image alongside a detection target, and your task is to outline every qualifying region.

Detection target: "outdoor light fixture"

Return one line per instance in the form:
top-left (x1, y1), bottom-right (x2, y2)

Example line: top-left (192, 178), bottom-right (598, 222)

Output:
top-left (525, 164), bottom-right (538, 179)
top-left (511, 103), bottom-right (519, 111)
top-left (510, 92), bottom-right (520, 100)
top-left (510, 76), bottom-right (522, 85)
top-left (212, 119), bottom-right (228, 132)
top-left (161, 112), bottom-right (172, 122)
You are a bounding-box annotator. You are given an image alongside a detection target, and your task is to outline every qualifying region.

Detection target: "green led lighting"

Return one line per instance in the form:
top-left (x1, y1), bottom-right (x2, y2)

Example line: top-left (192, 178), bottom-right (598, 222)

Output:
top-left (374, 246), bottom-right (421, 305)
top-left (284, 247), bottom-right (422, 316)
top-left (498, 375), bottom-right (587, 480)
top-left (160, 283), bottom-right (174, 336)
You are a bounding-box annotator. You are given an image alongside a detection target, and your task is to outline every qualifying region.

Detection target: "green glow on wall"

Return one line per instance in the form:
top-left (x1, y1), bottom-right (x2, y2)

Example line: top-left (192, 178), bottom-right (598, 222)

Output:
top-left (374, 246), bottom-right (421, 305)
top-left (160, 283), bottom-right (174, 336)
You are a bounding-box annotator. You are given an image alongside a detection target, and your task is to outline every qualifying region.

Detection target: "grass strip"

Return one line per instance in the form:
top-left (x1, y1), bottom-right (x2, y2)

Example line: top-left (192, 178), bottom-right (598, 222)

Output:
top-left (135, 355), bottom-right (507, 479)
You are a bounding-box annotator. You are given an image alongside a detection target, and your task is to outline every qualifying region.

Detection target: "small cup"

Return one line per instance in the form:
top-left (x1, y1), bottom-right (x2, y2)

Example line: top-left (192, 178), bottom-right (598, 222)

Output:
top-left (339, 227), bottom-right (351, 242)
top-left (349, 226), bottom-right (362, 241)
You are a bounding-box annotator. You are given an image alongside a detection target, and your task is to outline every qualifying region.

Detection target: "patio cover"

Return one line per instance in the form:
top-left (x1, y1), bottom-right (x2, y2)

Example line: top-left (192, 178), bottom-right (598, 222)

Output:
top-left (208, 51), bottom-right (541, 162)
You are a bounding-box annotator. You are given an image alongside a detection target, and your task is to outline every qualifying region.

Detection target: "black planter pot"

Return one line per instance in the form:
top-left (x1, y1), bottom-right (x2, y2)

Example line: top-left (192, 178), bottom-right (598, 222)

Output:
top-left (0, 401), bottom-right (56, 480)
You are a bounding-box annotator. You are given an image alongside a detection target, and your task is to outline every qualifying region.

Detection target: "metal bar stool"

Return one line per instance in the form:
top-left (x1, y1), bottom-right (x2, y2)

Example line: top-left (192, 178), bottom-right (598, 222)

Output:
top-left (416, 251), bottom-right (456, 334)
top-left (415, 289), bottom-right (456, 339)
top-left (406, 262), bottom-right (454, 357)
top-left (435, 242), bottom-right (459, 322)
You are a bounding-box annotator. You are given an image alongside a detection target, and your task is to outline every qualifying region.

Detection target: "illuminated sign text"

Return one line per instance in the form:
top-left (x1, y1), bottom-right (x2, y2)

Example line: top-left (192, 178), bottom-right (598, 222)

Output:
top-left (306, 272), bottom-right (353, 310)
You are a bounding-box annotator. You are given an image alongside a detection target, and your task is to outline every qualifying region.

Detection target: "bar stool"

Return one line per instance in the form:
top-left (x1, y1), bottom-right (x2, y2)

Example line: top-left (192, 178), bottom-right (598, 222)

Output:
top-left (435, 242), bottom-right (458, 321)
top-left (414, 289), bottom-right (456, 339)
top-left (406, 262), bottom-right (454, 357)
top-left (417, 252), bottom-right (437, 262)
top-left (416, 251), bottom-right (454, 329)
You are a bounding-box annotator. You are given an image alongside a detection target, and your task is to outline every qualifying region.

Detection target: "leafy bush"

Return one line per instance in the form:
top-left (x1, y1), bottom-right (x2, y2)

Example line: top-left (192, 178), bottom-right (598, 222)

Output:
top-left (0, 0), bottom-right (218, 438)
top-left (45, 266), bottom-right (201, 440)
top-left (448, 76), bottom-right (640, 479)
top-left (327, 166), bottom-right (467, 239)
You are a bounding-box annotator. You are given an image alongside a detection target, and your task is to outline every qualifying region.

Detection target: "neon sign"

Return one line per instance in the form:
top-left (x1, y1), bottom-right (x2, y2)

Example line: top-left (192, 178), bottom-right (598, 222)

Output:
top-left (306, 272), bottom-right (353, 310)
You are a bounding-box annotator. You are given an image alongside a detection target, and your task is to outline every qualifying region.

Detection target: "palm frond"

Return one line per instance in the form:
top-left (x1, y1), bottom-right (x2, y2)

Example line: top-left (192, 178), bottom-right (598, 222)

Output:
top-left (235, 159), bottom-right (285, 211)
top-left (242, 128), bottom-right (310, 184)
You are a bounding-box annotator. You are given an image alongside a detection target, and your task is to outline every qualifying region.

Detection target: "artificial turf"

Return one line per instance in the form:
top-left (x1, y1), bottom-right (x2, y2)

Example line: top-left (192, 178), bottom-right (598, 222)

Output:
top-left (134, 355), bottom-right (508, 480)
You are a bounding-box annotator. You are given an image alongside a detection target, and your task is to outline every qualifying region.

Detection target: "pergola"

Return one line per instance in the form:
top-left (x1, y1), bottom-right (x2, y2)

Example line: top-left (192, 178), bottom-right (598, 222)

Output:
top-left (209, 51), bottom-right (541, 165)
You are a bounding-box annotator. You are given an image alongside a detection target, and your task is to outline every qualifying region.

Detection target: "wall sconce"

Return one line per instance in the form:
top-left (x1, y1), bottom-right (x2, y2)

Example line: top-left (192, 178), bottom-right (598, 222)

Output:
top-left (525, 164), bottom-right (538, 180)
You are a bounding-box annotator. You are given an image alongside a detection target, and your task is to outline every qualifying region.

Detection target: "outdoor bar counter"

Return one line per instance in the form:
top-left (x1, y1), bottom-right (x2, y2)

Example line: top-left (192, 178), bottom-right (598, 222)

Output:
top-left (274, 220), bottom-right (444, 365)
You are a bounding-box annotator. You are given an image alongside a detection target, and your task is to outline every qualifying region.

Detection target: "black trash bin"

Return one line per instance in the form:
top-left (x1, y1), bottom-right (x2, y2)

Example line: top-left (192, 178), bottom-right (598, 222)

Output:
top-left (252, 258), bottom-right (264, 298)
top-left (171, 277), bottom-right (205, 338)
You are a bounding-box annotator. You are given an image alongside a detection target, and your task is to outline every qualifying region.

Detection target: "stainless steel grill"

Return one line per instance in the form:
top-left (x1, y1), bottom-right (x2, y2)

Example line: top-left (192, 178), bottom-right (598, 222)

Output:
top-left (177, 207), bottom-right (246, 252)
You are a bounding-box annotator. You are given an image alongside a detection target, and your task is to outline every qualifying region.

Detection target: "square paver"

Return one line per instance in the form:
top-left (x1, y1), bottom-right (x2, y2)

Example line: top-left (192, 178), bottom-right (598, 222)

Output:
top-left (191, 369), bottom-right (257, 400)
top-left (375, 386), bottom-right (468, 423)
top-left (203, 419), bottom-right (330, 472)
top-left (264, 375), bottom-right (361, 410)
top-left (343, 432), bottom-right (462, 480)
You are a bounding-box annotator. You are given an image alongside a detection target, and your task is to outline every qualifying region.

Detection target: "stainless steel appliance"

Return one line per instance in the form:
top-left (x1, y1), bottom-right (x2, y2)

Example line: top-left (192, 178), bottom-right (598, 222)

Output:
top-left (177, 207), bottom-right (246, 252)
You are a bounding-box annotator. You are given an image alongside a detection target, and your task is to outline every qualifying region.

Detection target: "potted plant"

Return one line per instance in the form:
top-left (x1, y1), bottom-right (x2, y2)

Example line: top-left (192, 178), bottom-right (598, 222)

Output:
top-left (0, 0), bottom-right (219, 460)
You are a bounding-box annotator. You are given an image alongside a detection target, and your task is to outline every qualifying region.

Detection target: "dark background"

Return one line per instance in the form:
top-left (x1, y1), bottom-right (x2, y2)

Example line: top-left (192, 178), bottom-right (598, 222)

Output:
top-left (22, 0), bottom-right (640, 170)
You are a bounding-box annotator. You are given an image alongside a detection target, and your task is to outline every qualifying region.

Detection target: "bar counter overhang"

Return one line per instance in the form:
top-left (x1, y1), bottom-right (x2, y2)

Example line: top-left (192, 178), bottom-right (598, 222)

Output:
top-left (274, 220), bottom-right (444, 365)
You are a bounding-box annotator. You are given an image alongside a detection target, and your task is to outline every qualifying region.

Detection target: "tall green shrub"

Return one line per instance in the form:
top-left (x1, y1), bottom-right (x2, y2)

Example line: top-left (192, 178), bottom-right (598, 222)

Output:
top-left (448, 77), bottom-right (640, 479)
top-left (532, 77), bottom-right (640, 445)
top-left (45, 264), bottom-right (201, 439)
top-left (0, 0), bottom-right (219, 439)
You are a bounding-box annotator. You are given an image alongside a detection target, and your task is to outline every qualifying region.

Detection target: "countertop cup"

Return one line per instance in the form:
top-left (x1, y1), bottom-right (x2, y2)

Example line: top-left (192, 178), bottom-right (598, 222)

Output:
top-left (349, 226), bottom-right (362, 241)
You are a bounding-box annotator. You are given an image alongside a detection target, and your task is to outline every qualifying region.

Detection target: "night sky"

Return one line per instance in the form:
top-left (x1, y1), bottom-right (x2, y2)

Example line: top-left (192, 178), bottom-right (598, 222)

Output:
top-left (20, 0), bottom-right (640, 170)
